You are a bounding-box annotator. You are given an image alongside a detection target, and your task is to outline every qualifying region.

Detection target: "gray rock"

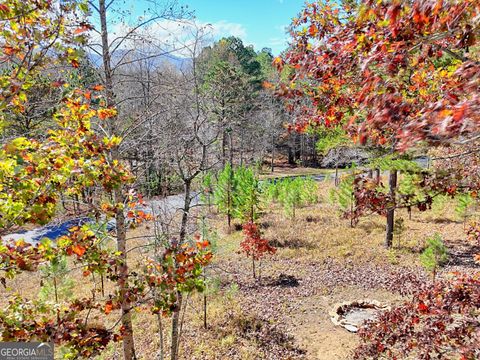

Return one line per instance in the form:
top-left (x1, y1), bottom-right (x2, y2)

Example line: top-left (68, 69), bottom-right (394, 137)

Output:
top-left (330, 300), bottom-right (391, 333)
top-left (344, 324), bottom-right (359, 333)
top-left (321, 146), bottom-right (372, 168)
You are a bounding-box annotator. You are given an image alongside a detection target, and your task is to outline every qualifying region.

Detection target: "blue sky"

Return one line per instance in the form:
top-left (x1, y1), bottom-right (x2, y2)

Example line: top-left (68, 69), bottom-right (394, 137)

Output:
top-left (115, 0), bottom-right (307, 55)
top-left (184, 0), bottom-right (306, 54)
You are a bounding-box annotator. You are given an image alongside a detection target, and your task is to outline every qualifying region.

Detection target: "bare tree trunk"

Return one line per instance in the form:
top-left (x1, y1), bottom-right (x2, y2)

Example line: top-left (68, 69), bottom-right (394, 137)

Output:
top-left (227, 166), bottom-right (233, 230)
top-left (114, 188), bottom-right (136, 360)
top-left (375, 168), bottom-right (381, 184)
top-left (312, 134), bottom-right (318, 166)
top-left (270, 134), bottom-right (275, 173)
top-left (335, 164), bottom-right (339, 186)
top-left (171, 180), bottom-right (192, 360)
top-left (288, 146), bottom-right (294, 165)
top-left (228, 130), bottom-right (234, 167)
top-left (170, 293), bottom-right (183, 360)
top-left (156, 312), bottom-right (164, 360)
top-left (203, 271), bottom-right (207, 329)
top-left (240, 130), bottom-right (244, 166)
top-left (385, 170), bottom-right (398, 248)
top-left (300, 134), bottom-right (305, 166)
top-left (222, 130), bottom-right (227, 167)
top-left (99, 1), bottom-right (136, 358)
top-left (252, 257), bottom-right (256, 279)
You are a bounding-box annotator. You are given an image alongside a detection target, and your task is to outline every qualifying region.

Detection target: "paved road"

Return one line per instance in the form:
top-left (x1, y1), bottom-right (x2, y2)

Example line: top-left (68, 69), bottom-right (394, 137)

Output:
top-left (2, 193), bottom-right (199, 244)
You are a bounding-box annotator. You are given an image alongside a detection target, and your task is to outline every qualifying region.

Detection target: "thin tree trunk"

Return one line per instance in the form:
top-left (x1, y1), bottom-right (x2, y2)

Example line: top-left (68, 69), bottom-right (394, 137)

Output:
top-left (171, 180), bottom-right (192, 360)
top-left (222, 130), bottom-right (227, 167)
top-left (385, 170), bottom-right (398, 248)
top-left (288, 146), bottom-right (294, 165)
top-left (157, 312), bottom-right (164, 360)
top-left (271, 134), bottom-right (275, 173)
top-left (259, 259), bottom-right (262, 282)
top-left (115, 188), bottom-right (136, 360)
top-left (227, 166), bottom-right (233, 230)
top-left (300, 134), bottom-right (305, 166)
top-left (228, 131), bottom-right (234, 167)
top-left (203, 271), bottom-right (207, 329)
top-left (375, 169), bottom-right (381, 184)
top-left (99, 1), bottom-right (136, 358)
top-left (335, 164), bottom-right (339, 186)
top-left (240, 131), bottom-right (244, 166)
top-left (170, 293), bottom-right (183, 360)
top-left (252, 257), bottom-right (256, 279)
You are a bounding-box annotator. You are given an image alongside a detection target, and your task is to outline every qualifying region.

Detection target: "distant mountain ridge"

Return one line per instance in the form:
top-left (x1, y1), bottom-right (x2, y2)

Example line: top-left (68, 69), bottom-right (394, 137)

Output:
top-left (88, 49), bottom-right (191, 69)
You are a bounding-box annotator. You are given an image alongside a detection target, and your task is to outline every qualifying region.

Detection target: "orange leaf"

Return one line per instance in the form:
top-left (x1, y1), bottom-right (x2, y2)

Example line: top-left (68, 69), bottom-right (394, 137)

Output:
top-left (309, 24), bottom-right (318, 37)
top-left (262, 81), bottom-right (274, 89)
top-left (74, 25), bottom-right (91, 34)
top-left (105, 301), bottom-right (113, 315)
top-left (273, 56), bottom-right (284, 71)
top-left (3, 46), bottom-right (16, 56)
top-left (72, 244), bottom-right (86, 257)
top-left (196, 240), bottom-right (210, 249)
top-left (453, 104), bottom-right (468, 122)
top-left (176, 253), bottom-right (187, 263)
top-left (98, 108), bottom-right (117, 120)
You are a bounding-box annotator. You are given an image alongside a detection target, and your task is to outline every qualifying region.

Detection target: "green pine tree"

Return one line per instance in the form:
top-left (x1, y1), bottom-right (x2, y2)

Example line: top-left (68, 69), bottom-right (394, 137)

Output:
top-left (214, 163), bottom-right (236, 228)
top-left (278, 177), bottom-right (318, 220)
top-left (420, 233), bottom-right (448, 282)
top-left (234, 166), bottom-right (261, 223)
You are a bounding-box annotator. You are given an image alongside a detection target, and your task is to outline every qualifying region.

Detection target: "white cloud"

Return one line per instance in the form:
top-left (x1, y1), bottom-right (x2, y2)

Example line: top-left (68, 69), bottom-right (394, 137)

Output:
top-left (87, 18), bottom-right (250, 59)
top-left (207, 20), bottom-right (247, 39)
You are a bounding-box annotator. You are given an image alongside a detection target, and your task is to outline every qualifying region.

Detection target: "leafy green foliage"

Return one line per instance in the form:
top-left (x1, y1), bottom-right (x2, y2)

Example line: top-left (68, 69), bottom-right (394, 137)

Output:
top-left (39, 254), bottom-right (75, 303)
top-left (316, 126), bottom-right (350, 155)
top-left (213, 165), bottom-right (263, 224)
top-left (199, 171), bottom-right (214, 207)
top-left (367, 155), bottom-right (421, 173)
top-left (265, 177), bottom-right (318, 219)
top-left (330, 175), bottom-right (355, 214)
top-left (455, 193), bottom-right (474, 220)
top-left (393, 217), bottom-right (406, 246)
top-left (213, 163), bottom-right (236, 226)
top-left (262, 180), bottom-right (281, 204)
top-left (420, 233), bottom-right (448, 280)
top-left (234, 166), bottom-right (261, 223)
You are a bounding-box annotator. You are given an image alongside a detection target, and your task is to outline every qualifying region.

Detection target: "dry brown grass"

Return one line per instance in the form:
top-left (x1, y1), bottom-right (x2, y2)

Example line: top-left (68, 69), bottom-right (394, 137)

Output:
top-left (257, 180), bottom-right (448, 268)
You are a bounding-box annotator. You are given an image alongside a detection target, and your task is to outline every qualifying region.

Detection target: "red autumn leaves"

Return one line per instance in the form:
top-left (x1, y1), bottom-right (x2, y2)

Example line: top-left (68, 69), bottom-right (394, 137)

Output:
top-left (239, 222), bottom-right (276, 261)
top-left (355, 273), bottom-right (480, 359)
top-left (276, 0), bottom-right (480, 150)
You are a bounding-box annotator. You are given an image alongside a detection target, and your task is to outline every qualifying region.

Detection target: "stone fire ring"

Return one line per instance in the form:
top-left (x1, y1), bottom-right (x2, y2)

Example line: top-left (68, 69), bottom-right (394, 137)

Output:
top-left (330, 300), bottom-right (390, 333)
